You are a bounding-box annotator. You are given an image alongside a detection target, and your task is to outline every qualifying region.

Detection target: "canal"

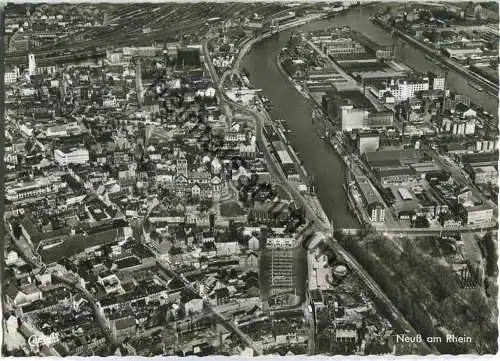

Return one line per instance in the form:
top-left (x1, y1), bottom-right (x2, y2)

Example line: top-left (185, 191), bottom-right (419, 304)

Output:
top-left (243, 5), bottom-right (499, 228)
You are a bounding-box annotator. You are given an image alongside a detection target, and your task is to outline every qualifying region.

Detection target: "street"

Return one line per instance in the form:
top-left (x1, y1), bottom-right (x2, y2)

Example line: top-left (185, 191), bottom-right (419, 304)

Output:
top-left (51, 272), bottom-right (119, 349)
top-left (203, 30), bottom-right (436, 354)
top-left (428, 148), bottom-right (497, 213)
top-left (158, 261), bottom-right (264, 355)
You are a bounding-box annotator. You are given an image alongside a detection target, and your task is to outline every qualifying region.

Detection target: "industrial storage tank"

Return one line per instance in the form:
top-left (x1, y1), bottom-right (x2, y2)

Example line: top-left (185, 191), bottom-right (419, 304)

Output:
top-left (333, 264), bottom-right (349, 279)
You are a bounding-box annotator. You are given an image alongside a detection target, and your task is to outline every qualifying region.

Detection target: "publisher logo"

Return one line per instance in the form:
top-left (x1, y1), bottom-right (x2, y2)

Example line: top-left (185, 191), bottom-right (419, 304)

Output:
top-left (28, 333), bottom-right (60, 347)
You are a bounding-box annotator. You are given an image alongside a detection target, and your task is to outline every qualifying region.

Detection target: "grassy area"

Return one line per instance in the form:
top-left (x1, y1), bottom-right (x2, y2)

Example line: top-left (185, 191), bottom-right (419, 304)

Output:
top-left (337, 232), bottom-right (498, 355)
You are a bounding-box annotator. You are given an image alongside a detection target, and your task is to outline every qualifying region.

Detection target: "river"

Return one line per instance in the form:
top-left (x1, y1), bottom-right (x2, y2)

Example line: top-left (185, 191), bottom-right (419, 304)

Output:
top-left (243, 5), bottom-right (499, 228)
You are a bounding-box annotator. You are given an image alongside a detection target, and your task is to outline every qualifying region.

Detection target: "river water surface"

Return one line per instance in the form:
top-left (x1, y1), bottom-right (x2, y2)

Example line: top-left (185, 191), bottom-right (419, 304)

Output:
top-left (243, 5), bottom-right (499, 228)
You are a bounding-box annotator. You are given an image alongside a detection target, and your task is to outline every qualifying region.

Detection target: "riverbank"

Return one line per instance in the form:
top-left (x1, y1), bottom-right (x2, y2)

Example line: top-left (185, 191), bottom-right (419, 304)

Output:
top-left (276, 50), bottom-right (347, 168)
top-left (370, 16), bottom-right (499, 95)
top-left (243, 7), bottom-right (408, 227)
top-left (274, 29), bottom-right (495, 233)
top-left (276, 39), bottom-right (377, 229)
top-left (234, 13), bottom-right (327, 72)
top-left (275, 50), bottom-right (356, 228)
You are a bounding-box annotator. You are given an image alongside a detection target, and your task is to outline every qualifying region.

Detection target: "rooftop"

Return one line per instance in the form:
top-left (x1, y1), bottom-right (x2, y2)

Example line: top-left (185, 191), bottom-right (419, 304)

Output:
top-left (327, 90), bottom-right (374, 110)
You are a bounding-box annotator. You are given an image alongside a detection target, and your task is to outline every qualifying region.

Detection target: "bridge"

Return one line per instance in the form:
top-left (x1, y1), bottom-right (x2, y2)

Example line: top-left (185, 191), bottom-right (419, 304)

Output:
top-left (216, 25), bottom-right (436, 354)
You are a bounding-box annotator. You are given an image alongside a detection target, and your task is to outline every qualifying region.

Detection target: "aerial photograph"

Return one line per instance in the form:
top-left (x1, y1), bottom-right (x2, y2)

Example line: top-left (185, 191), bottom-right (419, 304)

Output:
top-left (1, 1), bottom-right (498, 357)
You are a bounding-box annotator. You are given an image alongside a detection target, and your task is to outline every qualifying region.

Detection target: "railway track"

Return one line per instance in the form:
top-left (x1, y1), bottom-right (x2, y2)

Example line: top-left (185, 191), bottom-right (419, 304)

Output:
top-left (6, 3), bottom-right (289, 66)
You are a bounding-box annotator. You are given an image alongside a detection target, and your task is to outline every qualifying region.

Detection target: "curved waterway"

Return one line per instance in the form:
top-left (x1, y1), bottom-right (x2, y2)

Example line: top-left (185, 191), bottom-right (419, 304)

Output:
top-left (243, 5), bottom-right (498, 228)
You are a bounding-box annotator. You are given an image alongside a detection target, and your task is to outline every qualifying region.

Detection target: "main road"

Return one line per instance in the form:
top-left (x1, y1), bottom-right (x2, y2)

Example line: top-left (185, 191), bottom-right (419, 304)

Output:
top-left (203, 26), bottom-right (436, 354)
top-left (51, 272), bottom-right (119, 350)
top-left (426, 147), bottom-right (498, 213)
top-left (157, 261), bottom-right (264, 356)
top-left (390, 26), bottom-right (498, 95)
top-left (241, 4), bottom-right (498, 229)
top-left (317, 232), bottom-right (434, 353)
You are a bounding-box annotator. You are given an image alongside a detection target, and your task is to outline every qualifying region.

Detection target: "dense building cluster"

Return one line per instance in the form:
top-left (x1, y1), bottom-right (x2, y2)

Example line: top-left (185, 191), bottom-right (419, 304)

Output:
top-left (281, 22), bottom-right (497, 230)
top-left (2, 1), bottom-right (497, 358)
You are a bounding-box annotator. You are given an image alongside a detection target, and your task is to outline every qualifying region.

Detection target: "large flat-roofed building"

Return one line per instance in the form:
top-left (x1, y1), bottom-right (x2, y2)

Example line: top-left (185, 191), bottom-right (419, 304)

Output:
top-left (54, 148), bottom-right (89, 166)
top-left (462, 205), bottom-right (494, 226)
top-left (376, 167), bottom-right (419, 187)
top-left (392, 187), bottom-right (420, 214)
top-left (472, 166), bottom-right (498, 185)
top-left (461, 151), bottom-right (498, 168)
top-left (341, 106), bottom-right (368, 131)
top-left (320, 38), bottom-right (366, 56)
top-left (398, 188), bottom-right (413, 201)
top-left (336, 90), bottom-right (374, 110)
top-left (365, 110), bottom-right (394, 129)
top-left (5, 176), bottom-right (67, 202)
top-left (357, 131), bottom-right (380, 154)
top-left (410, 162), bottom-right (442, 179)
top-left (352, 69), bottom-right (409, 83)
top-left (356, 176), bottom-right (386, 223)
top-left (322, 90), bottom-right (393, 131)
top-left (311, 26), bottom-right (365, 57)
top-left (323, 90), bottom-right (371, 130)
top-left (368, 75), bottom-right (445, 102)
top-left (443, 47), bottom-right (483, 61)
top-left (364, 149), bottom-right (424, 169)
top-left (444, 92), bottom-right (471, 110)
top-left (122, 46), bottom-right (162, 58)
top-left (414, 189), bottom-right (449, 218)
top-left (403, 75), bottom-right (443, 97)
top-left (307, 67), bottom-right (341, 81)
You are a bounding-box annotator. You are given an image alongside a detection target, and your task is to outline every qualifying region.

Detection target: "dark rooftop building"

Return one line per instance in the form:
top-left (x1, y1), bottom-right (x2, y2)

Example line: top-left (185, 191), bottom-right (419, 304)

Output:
top-left (364, 149), bottom-right (424, 168)
top-left (326, 90), bottom-right (375, 110)
top-left (461, 151), bottom-right (498, 167)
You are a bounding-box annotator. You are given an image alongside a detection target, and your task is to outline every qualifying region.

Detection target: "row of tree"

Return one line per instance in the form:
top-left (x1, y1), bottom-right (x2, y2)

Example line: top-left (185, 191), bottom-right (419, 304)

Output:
top-left (337, 232), bottom-right (497, 354)
top-left (338, 235), bottom-right (436, 354)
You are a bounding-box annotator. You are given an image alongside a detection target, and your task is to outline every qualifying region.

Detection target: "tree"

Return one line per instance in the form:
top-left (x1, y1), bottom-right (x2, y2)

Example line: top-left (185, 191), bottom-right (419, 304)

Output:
top-left (2, 345), bottom-right (11, 357)
top-left (199, 199), bottom-right (213, 212)
top-left (177, 305), bottom-right (186, 319)
top-left (228, 268), bottom-right (238, 280)
top-left (250, 172), bottom-right (259, 186)
top-left (467, 289), bottom-right (490, 324)
top-left (482, 232), bottom-right (498, 277)
top-left (209, 213), bottom-right (215, 230)
top-left (401, 237), bottom-right (416, 259)
top-left (11, 222), bottom-right (22, 238)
